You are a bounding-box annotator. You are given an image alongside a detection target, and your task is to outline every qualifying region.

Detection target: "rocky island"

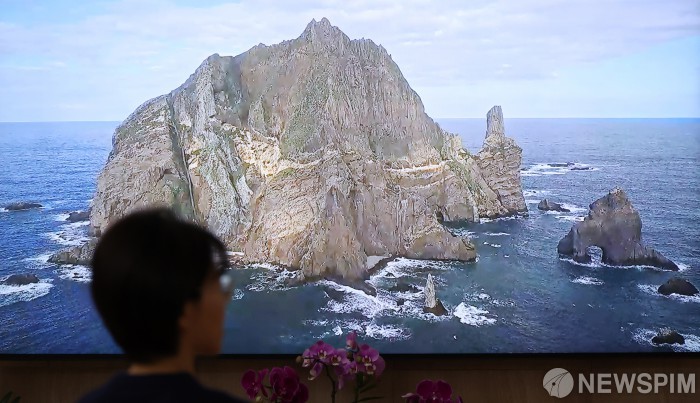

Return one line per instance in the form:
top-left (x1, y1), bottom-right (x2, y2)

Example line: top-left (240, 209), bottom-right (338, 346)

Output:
top-left (52, 18), bottom-right (526, 283)
top-left (557, 187), bottom-right (679, 271)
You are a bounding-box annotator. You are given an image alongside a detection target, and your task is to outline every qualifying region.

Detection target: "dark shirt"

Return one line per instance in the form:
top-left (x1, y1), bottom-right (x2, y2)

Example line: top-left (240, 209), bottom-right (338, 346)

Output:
top-left (78, 372), bottom-right (249, 403)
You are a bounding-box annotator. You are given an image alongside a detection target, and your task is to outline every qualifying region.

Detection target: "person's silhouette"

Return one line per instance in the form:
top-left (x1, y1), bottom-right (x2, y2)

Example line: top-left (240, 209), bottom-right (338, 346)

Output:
top-left (78, 208), bottom-right (247, 402)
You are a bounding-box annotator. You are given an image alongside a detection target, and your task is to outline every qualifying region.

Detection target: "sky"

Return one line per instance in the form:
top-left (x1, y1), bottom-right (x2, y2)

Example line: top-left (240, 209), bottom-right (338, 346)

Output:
top-left (0, 0), bottom-right (698, 121)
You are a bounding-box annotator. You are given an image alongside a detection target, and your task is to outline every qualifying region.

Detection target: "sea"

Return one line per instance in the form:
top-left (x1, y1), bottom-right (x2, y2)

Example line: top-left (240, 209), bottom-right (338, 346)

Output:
top-left (0, 118), bottom-right (698, 355)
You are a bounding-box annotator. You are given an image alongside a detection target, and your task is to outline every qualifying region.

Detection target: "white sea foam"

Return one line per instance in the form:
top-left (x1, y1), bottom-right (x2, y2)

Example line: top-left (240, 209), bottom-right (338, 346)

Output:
top-left (369, 257), bottom-right (416, 280)
top-left (600, 262), bottom-right (672, 272)
top-left (484, 232), bottom-right (510, 236)
top-left (320, 280), bottom-right (396, 318)
top-left (637, 284), bottom-right (700, 303)
top-left (523, 189), bottom-right (554, 197)
top-left (555, 215), bottom-right (585, 222)
top-left (463, 292), bottom-right (516, 307)
top-left (303, 319), bottom-right (329, 327)
top-left (246, 266), bottom-right (297, 292)
top-left (559, 257), bottom-right (601, 269)
top-left (232, 289), bottom-right (244, 300)
top-left (521, 162), bottom-right (598, 177)
top-left (54, 213), bottom-right (70, 222)
top-left (43, 221), bottom-right (90, 247)
top-left (560, 203), bottom-right (587, 213)
top-left (678, 263), bottom-right (691, 272)
top-left (0, 279), bottom-right (53, 307)
top-left (311, 319), bottom-right (411, 341)
top-left (56, 265), bottom-right (91, 283)
top-left (0, 208), bottom-right (7, 213)
top-left (23, 252), bottom-right (53, 269)
top-left (632, 328), bottom-right (700, 352)
top-left (448, 228), bottom-right (477, 238)
top-left (363, 322), bottom-right (411, 340)
top-left (479, 216), bottom-right (519, 224)
top-left (369, 257), bottom-right (454, 285)
top-left (482, 241), bottom-right (502, 248)
top-left (571, 276), bottom-right (604, 285)
top-left (454, 303), bottom-right (497, 326)
top-left (247, 262), bottom-right (281, 270)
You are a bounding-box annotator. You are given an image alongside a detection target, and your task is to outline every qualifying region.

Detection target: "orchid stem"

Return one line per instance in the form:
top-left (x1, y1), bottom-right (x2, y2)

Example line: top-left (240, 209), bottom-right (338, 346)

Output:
top-left (353, 373), bottom-right (363, 403)
top-left (324, 363), bottom-right (337, 403)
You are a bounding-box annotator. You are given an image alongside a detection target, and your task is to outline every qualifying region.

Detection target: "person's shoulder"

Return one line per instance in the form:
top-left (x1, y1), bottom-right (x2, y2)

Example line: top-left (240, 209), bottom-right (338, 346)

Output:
top-left (76, 373), bottom-right (125, 403)
top-left (76, 372), bottom-right (248, 403)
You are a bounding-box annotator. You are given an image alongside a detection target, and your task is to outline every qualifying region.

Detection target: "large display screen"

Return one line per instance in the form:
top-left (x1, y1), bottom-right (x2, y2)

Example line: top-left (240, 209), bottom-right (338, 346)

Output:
top-left (1, 0), bottom-right (698, 354)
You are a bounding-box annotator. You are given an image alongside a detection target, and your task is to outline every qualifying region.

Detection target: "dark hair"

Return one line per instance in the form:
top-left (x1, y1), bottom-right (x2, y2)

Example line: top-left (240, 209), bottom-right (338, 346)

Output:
top-left (91, 208), bottom-right (228, 363)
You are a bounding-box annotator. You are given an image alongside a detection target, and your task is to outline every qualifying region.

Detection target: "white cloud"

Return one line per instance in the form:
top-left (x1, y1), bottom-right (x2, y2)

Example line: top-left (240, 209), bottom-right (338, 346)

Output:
top-left (0, 0), bottom-right (698, 120)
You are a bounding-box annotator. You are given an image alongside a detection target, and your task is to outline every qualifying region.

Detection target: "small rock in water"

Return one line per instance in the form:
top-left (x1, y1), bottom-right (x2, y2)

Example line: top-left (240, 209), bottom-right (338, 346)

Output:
top-left (3, 273), bottom-right (40, 286)
top-left (537, 199), bottom-right (570, 212)
top-left (4, 202), bottom-right (42, 211)
top-left (652, 328), bottom-right (685, 345)
top-left (389, 283), bottom-right (420, 293)
top-left (396, 298), bottom-right (406, 306)
top-left (658, 278), bottom-right (699, 296)
top-left (66, 210), bottom-right (90, 222)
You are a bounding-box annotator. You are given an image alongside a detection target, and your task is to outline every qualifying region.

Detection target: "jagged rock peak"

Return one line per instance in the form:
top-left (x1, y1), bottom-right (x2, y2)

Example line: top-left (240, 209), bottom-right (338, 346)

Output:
top-left (486, 105), bottom-right (505, 138)
top-left (302, 17), bottom-right (347, 43)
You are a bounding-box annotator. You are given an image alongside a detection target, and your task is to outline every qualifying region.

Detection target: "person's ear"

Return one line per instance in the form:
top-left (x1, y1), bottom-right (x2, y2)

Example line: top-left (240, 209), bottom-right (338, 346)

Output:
top-left (179, 300), bottom-right (196, 333)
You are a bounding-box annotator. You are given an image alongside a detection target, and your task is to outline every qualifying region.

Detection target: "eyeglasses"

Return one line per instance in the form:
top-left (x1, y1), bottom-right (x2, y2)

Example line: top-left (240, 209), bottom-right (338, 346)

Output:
top-left (218, 268), bottom-right (236, 295)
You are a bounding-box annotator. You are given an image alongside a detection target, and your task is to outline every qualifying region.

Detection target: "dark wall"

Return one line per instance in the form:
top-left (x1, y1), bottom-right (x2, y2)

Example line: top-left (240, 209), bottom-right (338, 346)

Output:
top-left (1, 356), bottom-right (697, 402)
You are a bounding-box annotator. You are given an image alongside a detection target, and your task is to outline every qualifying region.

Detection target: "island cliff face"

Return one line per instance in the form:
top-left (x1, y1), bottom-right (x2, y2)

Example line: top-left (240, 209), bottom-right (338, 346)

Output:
top-left (86, 18), bottom-right (526, 281)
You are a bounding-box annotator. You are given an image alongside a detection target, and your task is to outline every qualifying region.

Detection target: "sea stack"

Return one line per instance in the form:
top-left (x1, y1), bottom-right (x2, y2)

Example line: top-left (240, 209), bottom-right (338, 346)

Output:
top-left (58, 19), bottom-right (526, 281)
top-left (423, 274), bottom-right (448, 316)
top-left (557, 187), bottom-right (679, 270)
top-left (475, 106), bottom-right (528, 216)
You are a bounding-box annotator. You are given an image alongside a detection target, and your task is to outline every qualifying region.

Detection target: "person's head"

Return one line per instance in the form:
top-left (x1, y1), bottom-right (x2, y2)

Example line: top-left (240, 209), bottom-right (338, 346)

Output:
top-left (90, 208), bottom-right (233, 363)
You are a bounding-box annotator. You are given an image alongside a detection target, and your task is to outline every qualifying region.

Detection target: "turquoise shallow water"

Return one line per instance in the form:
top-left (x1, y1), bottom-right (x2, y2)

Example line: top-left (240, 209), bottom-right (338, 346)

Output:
top-left (0, 119), bottom-right (698, 354)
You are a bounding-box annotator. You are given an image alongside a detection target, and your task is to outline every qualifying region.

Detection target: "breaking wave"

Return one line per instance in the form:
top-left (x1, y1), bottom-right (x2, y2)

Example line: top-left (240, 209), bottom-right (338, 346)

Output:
top-left (454, 303), bottom-right (497, 326)
top-left (0, 279), bottom-right (54, 307)
top-left (571, 276), bottom-right (604, 285)
top-left (637, 284), bottom-right (700, 304)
